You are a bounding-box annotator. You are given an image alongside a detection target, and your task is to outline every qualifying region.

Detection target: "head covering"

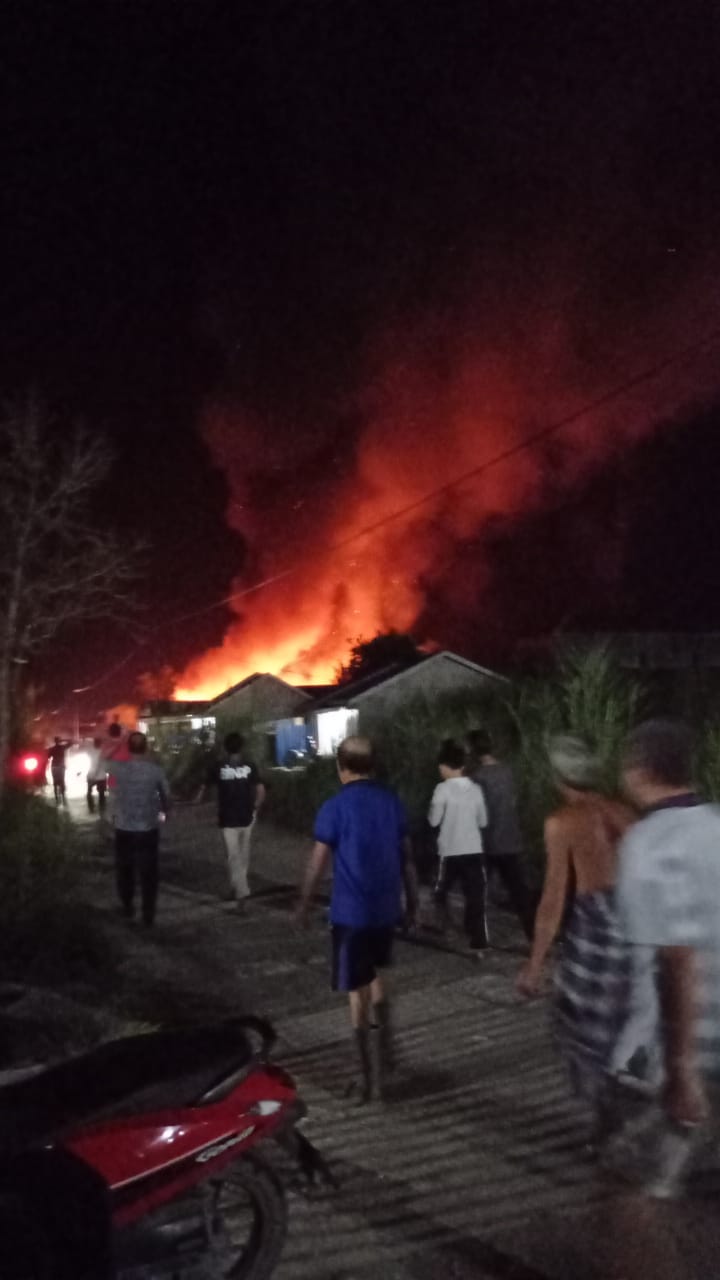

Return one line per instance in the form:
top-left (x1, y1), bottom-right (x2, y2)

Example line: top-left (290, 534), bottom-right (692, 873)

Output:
top-left (548, 734), bottom-right (600, 791)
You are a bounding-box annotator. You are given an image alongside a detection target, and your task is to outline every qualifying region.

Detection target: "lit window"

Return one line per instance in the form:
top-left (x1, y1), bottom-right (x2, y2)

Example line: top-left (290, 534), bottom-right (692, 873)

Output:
top-left (317, 708), bottom-right (359, 756)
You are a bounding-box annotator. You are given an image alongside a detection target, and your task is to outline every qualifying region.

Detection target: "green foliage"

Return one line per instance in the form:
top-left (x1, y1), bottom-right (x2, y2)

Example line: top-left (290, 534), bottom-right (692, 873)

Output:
top-left (360, 688), bottom-right (506, 826)
top-left (160, 739), bottom-right (214, 800)
top-left (264, 758), bottom-right (339, 834)
top-left (507, 647), bottom-right (644, 857)
top-left (154, 715), bottom-right (269, 800)
top-left (696, 720), bottom-right (720, 802)
top-left (0, 792), bottom-right (111, 984)
top-left (337, 632), bottom-right (422, 686)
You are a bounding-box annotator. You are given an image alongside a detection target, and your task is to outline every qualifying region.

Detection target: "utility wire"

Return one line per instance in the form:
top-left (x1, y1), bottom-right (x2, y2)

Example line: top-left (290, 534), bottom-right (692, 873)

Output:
top-left (70, 321), bottom-right (720, 699)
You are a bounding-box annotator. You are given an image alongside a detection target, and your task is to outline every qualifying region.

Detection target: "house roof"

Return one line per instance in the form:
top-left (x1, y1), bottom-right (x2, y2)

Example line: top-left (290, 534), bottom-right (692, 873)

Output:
top-left (141, 700), bottom-right (211, 719)
top-left (207, 672), bottom-right (327, 710)
top-left (306, 651), bottom-right (507, 712)
top-left (295, 684), bottom-right (335, 699)
top-left (306, 663), bottom-right (410, 710)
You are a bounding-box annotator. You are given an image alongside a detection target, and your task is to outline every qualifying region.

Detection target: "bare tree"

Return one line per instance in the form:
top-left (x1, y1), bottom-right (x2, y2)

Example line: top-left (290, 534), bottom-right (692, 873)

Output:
top-left (0, 396), bottom-right (138, 798)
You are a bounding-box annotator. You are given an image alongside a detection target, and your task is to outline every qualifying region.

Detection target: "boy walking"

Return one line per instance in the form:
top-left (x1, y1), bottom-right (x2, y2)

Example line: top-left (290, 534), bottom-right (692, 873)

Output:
top-left (429, 739), bottom-right (489, 953)
top-left (203, 733), bottom-right (265, 909)
top-left (298, 736), bottom-right (418, 1103)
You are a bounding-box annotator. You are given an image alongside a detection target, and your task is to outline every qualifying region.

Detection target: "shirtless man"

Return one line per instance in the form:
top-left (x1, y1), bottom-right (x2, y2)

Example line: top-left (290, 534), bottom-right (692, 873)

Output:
top-left (517, 736), bottom-right (634, 1127)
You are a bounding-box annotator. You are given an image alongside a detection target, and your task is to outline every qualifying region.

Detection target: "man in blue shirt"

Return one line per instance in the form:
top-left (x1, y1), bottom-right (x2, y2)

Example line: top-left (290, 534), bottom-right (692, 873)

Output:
top-left (298, 735), bottom-right (418, 1103)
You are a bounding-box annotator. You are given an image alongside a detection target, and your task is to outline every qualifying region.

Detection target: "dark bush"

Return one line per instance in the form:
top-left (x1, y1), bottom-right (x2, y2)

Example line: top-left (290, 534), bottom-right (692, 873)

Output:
top-left (264, 758), bottom-right (339, 834)
top-left (0, 792), bottom-right (112, 984)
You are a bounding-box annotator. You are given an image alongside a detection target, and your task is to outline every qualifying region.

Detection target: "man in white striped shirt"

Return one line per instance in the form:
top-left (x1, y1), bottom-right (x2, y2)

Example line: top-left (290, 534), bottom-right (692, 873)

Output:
top-left (618, 718), bottom-right (720, 1197)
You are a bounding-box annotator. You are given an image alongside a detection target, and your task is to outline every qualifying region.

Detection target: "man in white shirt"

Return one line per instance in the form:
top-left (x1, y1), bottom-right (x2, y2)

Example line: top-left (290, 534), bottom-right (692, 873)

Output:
top-left (617, 718), bottom-right (720, 1197)
top-left (429, 739), bottom-right (489, 954)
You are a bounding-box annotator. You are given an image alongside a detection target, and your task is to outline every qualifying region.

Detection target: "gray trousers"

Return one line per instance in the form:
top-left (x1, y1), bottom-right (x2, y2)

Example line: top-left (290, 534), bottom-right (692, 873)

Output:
top-left (221, 823), bottom-right (254, 899)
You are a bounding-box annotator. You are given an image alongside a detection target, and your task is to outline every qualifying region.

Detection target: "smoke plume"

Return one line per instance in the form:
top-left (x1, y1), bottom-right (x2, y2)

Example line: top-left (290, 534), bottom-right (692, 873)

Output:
top-left (175, 262), bottom-right (720, 699)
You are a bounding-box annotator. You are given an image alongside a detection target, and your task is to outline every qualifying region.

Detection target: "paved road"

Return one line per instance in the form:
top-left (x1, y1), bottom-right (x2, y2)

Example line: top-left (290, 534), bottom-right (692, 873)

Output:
top-left (72, 802), bottom-right (720, 1280)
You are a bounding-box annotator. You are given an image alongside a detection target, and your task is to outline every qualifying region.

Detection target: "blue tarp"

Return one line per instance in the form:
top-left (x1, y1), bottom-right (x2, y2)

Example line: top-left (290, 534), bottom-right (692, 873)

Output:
top-left (275, 719), bottom-right (309, 765)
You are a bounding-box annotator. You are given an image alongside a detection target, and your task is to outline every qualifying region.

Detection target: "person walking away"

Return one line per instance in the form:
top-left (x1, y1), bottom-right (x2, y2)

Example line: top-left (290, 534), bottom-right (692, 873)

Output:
top-left (466, 729), bottom-right (535, 940)
top-left (297, 736), bottom-right (418, 1104)
top-left (429, 740), bottom-right (489, 954)
top-left (86, 738), bottom-right (108, 814)
top-left (516, 735), bottom-right (634, 1144)
top-left (202, 733), bottom-right (265, 910)
top-left (47, 736), bottom-right (71, 805)
top-left (103, 731), bottom-right (170, 927)
top-left (617, 719), bottom-right (720, 1197)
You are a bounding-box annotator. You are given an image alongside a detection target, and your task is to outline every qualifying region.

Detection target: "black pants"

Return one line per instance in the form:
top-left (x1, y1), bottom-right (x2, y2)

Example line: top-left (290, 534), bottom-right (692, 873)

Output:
top-left (434, 854), bottom-right (488, 949)
top-left (487, 853), bottom-right (535, 940)
top-left (115, 828), bottom-right (159, 925)
top-left (87, 779), bottom-right (107, 814)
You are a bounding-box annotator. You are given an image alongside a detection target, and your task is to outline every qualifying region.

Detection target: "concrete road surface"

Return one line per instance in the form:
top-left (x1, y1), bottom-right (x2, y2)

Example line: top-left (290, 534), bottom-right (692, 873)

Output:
top-left (69, 802), bottom-right (720, 1280)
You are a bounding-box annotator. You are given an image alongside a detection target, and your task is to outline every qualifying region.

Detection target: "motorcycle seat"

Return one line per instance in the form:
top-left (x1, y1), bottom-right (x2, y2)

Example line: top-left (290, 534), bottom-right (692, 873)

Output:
top-left (0, 1018), bottom-right (271, 1151)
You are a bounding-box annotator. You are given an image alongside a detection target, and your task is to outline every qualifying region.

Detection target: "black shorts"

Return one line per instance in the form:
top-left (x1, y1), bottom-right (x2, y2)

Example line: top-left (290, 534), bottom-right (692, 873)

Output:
top-left (331, 925), bottom-right (395, 993)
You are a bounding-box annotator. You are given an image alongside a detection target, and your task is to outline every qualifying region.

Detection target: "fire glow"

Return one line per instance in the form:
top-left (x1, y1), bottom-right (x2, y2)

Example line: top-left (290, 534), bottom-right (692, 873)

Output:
top-left (174, 306), bottom-right (720, 703)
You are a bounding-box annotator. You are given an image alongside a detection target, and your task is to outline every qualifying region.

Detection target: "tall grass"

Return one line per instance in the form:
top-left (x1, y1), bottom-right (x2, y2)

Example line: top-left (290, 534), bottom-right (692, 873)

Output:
top-left (0, 792), bottom-right (111, 984)
top-left (361, 687), bottom-right (506, 826)
top-left (696, 720), bottom-right (720, 802)
top-left (264, 758), bottom-right (339, 834)
top-left (507, 647), bottom-right (644, 855)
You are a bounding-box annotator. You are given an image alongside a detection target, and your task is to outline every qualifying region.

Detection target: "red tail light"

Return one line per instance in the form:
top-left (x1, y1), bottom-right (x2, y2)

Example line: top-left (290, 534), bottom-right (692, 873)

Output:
top-left (22, 756), bottom-right (39, 773)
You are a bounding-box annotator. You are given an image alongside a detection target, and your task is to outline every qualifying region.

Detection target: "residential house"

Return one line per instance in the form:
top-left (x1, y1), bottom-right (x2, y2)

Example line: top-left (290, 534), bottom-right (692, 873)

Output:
top-left (285, 651), bottom-right (507, 757)
top-left (207, 673), bottom-right (332, 765)
top-left (138, 701), bottom-right (214, 750)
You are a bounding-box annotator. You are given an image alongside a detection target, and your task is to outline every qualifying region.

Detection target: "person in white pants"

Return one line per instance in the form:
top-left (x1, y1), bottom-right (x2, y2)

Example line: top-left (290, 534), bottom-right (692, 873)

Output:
top-left (201, 732), bottom-right (266, 910)
top-left (222, 821), bottom-right (255, 901)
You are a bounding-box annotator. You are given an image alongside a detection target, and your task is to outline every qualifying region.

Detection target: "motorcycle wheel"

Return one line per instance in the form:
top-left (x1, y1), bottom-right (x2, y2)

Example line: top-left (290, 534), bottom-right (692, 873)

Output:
top-left (210, 1154), bottom-right (288, 1280)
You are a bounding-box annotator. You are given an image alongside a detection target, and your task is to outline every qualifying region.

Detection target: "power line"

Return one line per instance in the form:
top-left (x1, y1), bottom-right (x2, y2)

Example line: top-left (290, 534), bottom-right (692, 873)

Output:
top-left (70, 320), bottom-right (720, 699)
top-left (163, 319), bottom-right (720, 619)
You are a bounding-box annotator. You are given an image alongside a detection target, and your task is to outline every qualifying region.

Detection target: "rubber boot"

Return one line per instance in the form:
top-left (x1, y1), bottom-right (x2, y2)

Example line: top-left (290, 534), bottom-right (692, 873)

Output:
top-left (347, 1028), bottom-right (372, 1105)
top-left (371, 999), bottom-right (395, 1075)
top-left (369, 1027), bottom-right (387, 1103)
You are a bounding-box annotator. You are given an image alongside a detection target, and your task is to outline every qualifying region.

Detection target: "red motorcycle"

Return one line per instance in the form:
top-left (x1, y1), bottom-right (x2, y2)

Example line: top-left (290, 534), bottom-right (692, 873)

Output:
top-left (0, 1017), bottom-right (332, 1279)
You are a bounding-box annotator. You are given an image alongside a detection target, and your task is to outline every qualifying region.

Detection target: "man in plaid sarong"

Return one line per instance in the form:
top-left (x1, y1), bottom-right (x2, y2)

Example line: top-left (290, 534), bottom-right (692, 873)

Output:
top-left (555, 888), bottom-right (632, 1103)
top-left (517, 736), bottom-right (635, 1136)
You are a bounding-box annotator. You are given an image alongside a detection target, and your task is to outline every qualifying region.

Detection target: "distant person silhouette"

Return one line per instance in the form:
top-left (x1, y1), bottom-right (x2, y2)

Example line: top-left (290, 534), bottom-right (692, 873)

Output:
top-left (47, 736), bottom-right (71, 805)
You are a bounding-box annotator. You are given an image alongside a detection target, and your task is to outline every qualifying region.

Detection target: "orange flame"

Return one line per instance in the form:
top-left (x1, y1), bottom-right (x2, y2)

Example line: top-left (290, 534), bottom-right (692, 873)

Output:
top-left (175, 299), bottom-right (720, 702)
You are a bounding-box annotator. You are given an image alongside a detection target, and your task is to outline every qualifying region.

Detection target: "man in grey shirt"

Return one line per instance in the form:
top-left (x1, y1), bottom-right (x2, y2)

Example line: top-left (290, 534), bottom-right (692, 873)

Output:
top-left (104, 730), bottom-right (170, 927)
top-left (466, 730), bottom-right (534, 940)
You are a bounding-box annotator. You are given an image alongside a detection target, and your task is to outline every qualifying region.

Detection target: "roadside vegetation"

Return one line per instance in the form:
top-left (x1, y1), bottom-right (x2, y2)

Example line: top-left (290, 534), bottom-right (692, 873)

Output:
top-left (143, 647), bottom-right (720, 864)
top-left (265, 649), bottom-right (720, 872)
top-left (0, 791), bottom-right (111, 987)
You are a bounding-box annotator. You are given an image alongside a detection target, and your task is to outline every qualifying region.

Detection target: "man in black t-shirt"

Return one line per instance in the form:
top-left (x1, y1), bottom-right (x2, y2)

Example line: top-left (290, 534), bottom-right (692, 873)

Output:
top-left (203, 733), bottom-right (266, 909)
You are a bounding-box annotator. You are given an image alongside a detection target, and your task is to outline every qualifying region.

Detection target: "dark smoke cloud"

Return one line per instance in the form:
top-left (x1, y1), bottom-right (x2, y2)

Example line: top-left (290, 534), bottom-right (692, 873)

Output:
top-left (176, 2), bottom-right (720, 692)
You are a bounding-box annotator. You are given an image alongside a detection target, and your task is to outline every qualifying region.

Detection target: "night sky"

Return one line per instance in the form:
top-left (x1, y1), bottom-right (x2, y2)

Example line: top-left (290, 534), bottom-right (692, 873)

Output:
top-left (5, 1), bottom-right (720, 724)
